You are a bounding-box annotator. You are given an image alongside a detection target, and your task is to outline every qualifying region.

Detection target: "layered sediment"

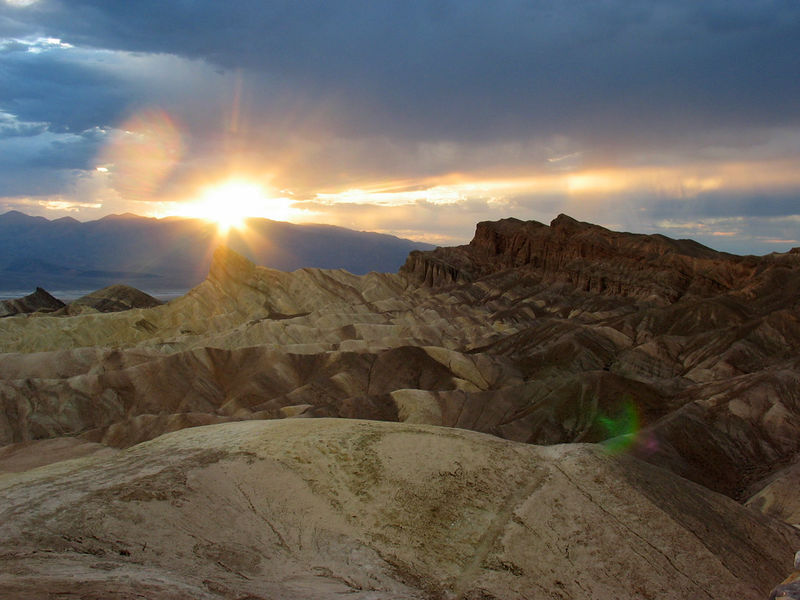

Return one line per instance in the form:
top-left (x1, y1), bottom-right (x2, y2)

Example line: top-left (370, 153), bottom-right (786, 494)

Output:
top-left (2, 215), bottom-right (800, 598)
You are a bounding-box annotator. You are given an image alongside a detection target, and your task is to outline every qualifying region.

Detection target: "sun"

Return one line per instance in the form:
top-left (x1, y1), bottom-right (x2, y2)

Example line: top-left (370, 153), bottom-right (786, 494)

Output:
top-left (197, 181), bottom-right (263, 233)
top-left (180, 180), bottom-right (298, 233)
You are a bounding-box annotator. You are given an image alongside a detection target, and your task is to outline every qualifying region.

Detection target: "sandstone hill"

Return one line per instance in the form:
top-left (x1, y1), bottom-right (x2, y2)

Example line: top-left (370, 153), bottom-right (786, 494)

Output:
top-left (1, 215), bottom-right (799, 597)
top-left (1, 419), bottom-right (797, 599)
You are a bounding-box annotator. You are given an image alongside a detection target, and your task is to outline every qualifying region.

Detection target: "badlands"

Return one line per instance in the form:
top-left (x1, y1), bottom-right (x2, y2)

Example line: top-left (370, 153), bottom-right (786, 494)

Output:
top-left (2, 215), bottom-right (800, 599)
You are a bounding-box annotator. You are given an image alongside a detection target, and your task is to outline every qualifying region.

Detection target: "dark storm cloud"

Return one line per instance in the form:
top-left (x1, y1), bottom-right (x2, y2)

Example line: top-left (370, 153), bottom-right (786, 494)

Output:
top-left (1, 0), bottom-right (800, 254)
top-left (0, 108), bottom-right (109, 196)
top-left (0, 44), bottom-right (138, 132)
top-left (28, 127), bottom-right (108, 169)
top-left (0, 164), bottom-right (74, 196)
top-left (0, 35), bottom-right (233, 188)
top-left (3, 0), bottom-right (800, 147)
top-left (648, 190), bottom-right (800, 220)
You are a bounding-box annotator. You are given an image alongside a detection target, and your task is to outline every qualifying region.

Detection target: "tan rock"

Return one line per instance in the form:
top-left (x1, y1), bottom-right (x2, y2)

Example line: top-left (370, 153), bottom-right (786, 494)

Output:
top-left (0, 419), bottom-right (795, 599)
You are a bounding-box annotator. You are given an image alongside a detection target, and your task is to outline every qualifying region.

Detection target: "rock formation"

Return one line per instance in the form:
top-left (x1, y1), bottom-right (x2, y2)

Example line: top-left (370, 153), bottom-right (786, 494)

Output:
top-left (63, 284), bottom-right (164, 314)
top-left (0, 286), bottom-right (65, 317)
top-left (400, 214), bottom-right (794, 304)
top-left (770, 552), bottom-right (800, 600)
top-left (1, 419), bottom-right (797, 599)
top-left (0, 284), bottom-right (163, 319)
top-left (1, 215), bottom-right (800, 597)
top-left (748, 457), bottom-right (800, 528)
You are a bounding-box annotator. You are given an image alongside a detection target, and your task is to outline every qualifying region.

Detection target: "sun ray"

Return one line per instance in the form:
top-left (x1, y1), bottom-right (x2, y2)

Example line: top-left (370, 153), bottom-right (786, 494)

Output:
top-left (174, 179), bottom-right (302, 234)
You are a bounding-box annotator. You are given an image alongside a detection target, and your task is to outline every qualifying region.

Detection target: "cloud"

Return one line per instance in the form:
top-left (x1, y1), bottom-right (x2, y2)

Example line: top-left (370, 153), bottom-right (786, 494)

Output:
top-left (0, 1), bottom-right (799, 255)
top-left (0, 110), bottom-right (46, 137)
top-left (0, 43), bottom-right (135, 132)
top-left (2, 2), bottom-right (797, 142)
top-left (648, 190), bottom-right (800, 220)
top-left (0, 109), bottom-right (110, 196)
top-left (2, 2), bottom-right (799, 177)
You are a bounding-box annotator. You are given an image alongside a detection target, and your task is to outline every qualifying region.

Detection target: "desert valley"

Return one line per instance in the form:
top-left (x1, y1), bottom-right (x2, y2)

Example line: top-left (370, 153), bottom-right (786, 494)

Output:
top-left (1, 215), bottom-right (799, 599)
top-left (4, 2), bottom-right (800, 598)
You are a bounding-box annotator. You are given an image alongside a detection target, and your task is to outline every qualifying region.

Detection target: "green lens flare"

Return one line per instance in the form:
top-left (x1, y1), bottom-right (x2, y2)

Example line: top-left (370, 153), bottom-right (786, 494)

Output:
top-left (598, 400), bottom-right (640, 454)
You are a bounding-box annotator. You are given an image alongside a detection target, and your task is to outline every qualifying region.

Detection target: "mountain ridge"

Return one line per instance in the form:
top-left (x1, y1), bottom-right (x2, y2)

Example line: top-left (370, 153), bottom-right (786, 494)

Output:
top-left (0, 210), bottom-right (435, 290)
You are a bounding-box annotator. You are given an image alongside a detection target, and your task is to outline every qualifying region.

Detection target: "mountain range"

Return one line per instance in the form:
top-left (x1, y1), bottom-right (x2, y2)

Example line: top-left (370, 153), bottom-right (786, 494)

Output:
top-left (1, 214), bottom-right (799, 599)
top-left (0, 210), bottom-right (434, 290)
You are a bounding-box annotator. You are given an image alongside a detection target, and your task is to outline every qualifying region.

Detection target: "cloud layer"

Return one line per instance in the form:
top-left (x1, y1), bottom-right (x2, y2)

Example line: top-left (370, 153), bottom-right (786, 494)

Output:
top-left (1, 0), bottom-right (799, 252)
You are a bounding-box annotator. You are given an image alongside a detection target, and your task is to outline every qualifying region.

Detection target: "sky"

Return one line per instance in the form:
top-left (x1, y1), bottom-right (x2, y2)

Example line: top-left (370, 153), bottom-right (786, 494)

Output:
top-left (1, 0), bottom-right (800, 252)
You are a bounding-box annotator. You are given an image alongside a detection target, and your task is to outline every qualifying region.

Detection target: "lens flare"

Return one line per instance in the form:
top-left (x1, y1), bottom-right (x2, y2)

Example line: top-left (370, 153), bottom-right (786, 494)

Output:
top-left (98, 109), bottom-right (183, 200)
top-left (598, 399), bottom-right (640, 454)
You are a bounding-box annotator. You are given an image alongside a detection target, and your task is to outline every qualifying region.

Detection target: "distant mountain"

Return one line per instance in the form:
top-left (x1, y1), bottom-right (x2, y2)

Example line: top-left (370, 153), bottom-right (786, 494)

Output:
top-left (0, 211), bottom-right (434, 290)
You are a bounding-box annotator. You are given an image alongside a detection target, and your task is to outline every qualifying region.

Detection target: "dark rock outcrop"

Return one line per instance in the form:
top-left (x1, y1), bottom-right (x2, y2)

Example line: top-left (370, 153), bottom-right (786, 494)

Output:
top-left (770, 552), bottom-right (800, 599)
top-left (401, 214), bottom-right (800, 305)
top-left (0, 287), bottom-right (65, 317)
top-left (66, 284), bottom-right (164, 313)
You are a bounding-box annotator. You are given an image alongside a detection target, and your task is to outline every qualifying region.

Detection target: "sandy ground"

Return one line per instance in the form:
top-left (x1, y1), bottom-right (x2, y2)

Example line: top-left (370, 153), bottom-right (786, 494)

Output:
top-left (0, 437), bottom-right (118, 474)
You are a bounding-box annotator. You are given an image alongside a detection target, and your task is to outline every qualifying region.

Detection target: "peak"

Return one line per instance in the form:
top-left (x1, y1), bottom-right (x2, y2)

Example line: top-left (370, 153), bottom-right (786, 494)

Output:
top-left (208, 246), bottom-right (256, 285)
top-left (550, 214), bottom-right (591, 231)
top-left (0, 210), bottom-right (47, 224)
top-left (98, 212), bottom-right (144, 221)
top-left (32, 286), bottom-right (60, 300)
top-left (0, 210), bottom-right (28, 219)
top-left (53, 216), bottom-right (80, 225)
top-left (0, 286), bottom-right (65, 316)
top-left (473, 217), bottom-right (544, 237)
top-left (71, 284), bottom-right (163, 312)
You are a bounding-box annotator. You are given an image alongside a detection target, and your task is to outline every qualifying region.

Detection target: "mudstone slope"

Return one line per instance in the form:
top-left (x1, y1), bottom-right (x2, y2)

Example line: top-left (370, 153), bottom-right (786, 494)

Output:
top-left (1, 214), bottom-right (799, 598)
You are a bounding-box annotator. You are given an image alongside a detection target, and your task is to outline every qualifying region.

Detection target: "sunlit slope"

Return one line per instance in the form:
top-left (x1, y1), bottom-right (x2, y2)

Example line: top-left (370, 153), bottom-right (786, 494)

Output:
top-left (1, 419), bottom-right (795, 599)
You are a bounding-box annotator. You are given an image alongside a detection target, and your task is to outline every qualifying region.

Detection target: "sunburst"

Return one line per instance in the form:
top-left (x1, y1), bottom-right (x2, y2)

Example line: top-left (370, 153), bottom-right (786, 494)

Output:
top-left (180, 180), bottom-right (297, 233)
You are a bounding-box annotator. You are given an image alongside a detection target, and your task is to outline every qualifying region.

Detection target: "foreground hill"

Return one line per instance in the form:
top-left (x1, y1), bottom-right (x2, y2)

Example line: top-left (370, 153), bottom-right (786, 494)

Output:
top-left (1, 214), bottom-right (800, 596)
top-left (1, 419), bottom-right (796, 599)
top-left (0, 210), bottom-right (433, 289)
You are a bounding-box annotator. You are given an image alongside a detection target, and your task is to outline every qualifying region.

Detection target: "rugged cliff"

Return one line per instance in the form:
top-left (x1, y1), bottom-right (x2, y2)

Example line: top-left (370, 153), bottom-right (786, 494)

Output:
top-left (402, 214), bottom-right (800, 304)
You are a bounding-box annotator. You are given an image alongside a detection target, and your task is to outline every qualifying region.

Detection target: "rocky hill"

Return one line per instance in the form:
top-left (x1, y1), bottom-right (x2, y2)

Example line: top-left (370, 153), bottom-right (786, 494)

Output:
top-left (1, 419), bottom-right (796, 599)
top-left (0, 284), bottom-right (165, 318)
top-left (0, 286), bottom-right (65, 317)
top-left (1, 214), bottom-right (799, 598)
top-left (62, 284), bottom-right (164, 315)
